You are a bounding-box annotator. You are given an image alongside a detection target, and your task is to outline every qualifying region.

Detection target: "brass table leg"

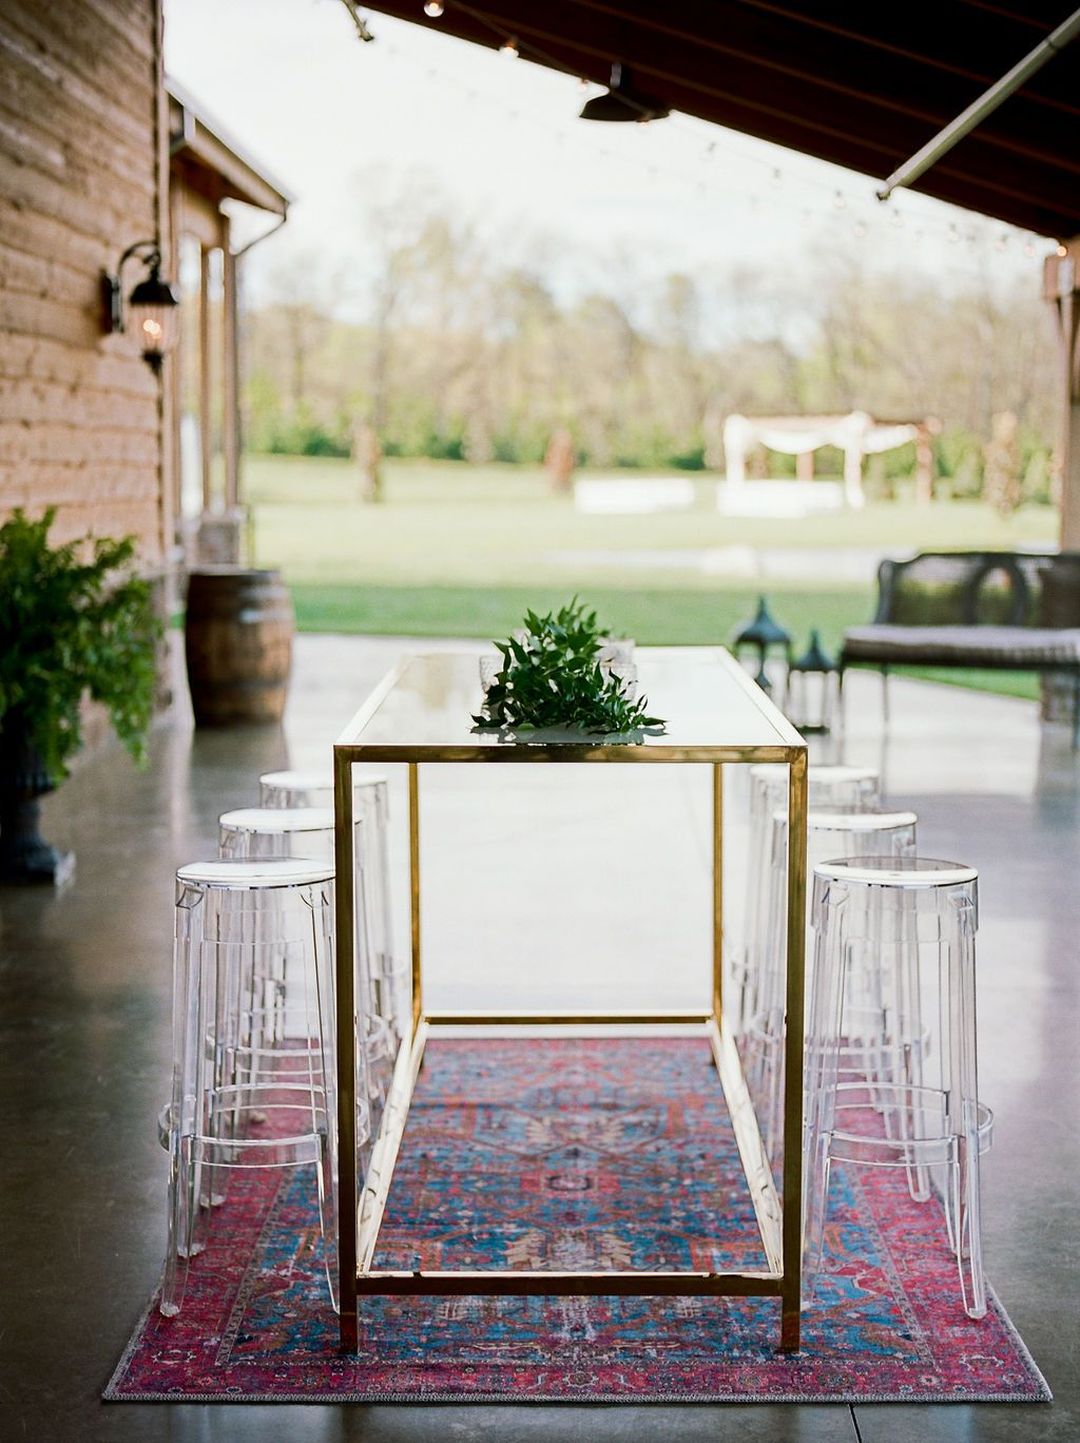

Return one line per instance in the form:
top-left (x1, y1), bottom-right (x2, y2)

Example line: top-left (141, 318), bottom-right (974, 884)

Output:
top-left (780, 749), bottom-right (807, 1351)
top-left (335, 748), bottom-right (359, 1352)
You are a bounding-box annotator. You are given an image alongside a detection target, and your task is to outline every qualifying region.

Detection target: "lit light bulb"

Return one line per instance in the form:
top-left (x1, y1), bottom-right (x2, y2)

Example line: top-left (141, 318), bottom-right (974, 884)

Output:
top-left (890, 209), bottom-right (904, 228)
top-left (995, 233), bottom-right (1009, 252)
top-left (1023, 241), bottom-right (1036, 258)
top-left (499, 36), bottom-right (518, 58)
top-left (1057, 243), bottom-right (1069, 257)
top-left (423, 0), bottom-right (443, 14)
top-left (947, 223), bottom-right (960, 244)
top-left (833, 190), bottom-right (846, 210)
top-left (141, 318), bottom-right (163, 341)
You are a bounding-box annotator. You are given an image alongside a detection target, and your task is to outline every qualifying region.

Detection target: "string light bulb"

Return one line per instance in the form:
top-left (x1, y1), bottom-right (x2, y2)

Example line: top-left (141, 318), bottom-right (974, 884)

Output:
top-left (1057, 242), bottom-right (1069, 257)
top-left (947, 223), bottom-right (961, 244)
top-left (423, 0), bottom-right (443, 13)
top-left (499, 36), bottom-right (519, 58)
top-left (1023, 240), bottom-right (1037, 258)
top-left (833, 190), bottom-right (846, 210)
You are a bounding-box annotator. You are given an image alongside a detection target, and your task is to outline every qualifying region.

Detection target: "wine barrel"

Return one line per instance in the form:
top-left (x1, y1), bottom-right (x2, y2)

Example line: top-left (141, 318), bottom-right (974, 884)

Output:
top-left (184, 568), bottom-right (294, 726)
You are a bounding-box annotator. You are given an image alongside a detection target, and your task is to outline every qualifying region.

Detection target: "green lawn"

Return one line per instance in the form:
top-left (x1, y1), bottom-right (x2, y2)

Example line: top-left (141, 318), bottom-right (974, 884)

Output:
top-left (246, 454), bottom-right (1053, 701)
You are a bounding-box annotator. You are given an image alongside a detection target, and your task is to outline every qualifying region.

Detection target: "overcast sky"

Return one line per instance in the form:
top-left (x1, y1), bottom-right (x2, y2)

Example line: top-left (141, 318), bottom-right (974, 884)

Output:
top-left (165, 0), bottom-right (1050, 319)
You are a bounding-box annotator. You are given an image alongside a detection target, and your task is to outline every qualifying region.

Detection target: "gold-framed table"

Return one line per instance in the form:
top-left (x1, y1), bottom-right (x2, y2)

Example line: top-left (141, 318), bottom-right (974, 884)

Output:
top-left (333, 646), bottom-right (808, 1353)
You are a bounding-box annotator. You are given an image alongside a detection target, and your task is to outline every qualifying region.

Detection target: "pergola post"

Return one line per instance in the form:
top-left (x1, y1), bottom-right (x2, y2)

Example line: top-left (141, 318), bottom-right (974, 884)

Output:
top-left (842, 441), bottom-right (865, 509)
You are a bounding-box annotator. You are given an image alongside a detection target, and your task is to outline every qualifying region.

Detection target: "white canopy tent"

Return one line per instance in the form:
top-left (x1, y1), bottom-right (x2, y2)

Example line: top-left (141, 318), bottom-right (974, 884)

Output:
top-left (721, 412), bottom-right (922, 510)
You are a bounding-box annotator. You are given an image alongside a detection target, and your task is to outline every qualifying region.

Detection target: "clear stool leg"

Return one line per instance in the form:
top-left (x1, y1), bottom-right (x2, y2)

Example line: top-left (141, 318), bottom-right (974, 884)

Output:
top-left (161, 1133), bottom-right (196, 1317)
top-left (802, 879), bottom-right (846, 1293)
top-left (951, 891), bottom-right (987, 1319)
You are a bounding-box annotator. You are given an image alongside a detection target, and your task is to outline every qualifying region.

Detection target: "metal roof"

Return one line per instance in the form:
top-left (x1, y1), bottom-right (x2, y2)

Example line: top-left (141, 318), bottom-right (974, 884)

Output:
top-left (362, 1), bottom-right (1080, 238)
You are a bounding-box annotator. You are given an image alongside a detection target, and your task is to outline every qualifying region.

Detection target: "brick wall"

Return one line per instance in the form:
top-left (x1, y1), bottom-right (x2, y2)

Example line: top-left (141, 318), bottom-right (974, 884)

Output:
top-left (0, 0), bottom-right (167, 560)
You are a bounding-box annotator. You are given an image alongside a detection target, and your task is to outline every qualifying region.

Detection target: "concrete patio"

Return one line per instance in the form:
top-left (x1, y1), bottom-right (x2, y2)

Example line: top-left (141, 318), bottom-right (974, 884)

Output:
top-left (1, 634), bottom-right (1077, 1442)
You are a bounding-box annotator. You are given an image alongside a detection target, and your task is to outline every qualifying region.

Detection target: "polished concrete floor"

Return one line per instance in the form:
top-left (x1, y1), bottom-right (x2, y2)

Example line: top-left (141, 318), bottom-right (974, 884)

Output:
top-left (1, 637), bottom-right (1077, 1442)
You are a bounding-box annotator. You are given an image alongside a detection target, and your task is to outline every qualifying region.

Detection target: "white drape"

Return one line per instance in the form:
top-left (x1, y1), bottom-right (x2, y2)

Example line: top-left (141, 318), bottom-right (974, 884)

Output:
top-left (721, 412), bottom-right (919, 508)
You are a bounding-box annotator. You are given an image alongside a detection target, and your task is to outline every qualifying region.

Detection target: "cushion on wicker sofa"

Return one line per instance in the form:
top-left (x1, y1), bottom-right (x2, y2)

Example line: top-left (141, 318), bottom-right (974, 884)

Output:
top-left (842, 624), bottom-right (1080, 667)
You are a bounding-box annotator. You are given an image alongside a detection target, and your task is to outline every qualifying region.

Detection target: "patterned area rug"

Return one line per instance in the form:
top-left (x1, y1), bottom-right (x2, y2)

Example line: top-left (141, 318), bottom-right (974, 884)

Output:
top-left (107, 1038), bottom-right (1049, 1403)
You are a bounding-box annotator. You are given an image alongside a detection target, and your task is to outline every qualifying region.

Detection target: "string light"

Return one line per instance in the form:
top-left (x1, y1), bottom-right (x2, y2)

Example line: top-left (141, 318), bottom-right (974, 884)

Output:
top-left (1057, 243), bottom-right (1069, 257)
top-left (356, 21), bottom-right (1055, 260)
top-left (423, 0), bottom-right (443, 15)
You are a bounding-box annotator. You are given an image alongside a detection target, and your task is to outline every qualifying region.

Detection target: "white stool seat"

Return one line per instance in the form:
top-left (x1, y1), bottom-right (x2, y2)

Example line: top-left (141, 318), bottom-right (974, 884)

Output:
top-left (815, 855), bottom-right (978, 888)
top-left (219, 806), bottom-right (335, 834)
top-left (798, 808), bottom-right (918, 833)
top-left (176, 858), bottom-right (334, 888)
top-left (258, 768), bottom-right (388, 806)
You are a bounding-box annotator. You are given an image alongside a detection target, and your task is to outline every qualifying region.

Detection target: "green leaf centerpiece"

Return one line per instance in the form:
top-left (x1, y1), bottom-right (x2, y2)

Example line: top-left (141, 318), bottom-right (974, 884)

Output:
top-left (473, 598), bottom-right (666, 739)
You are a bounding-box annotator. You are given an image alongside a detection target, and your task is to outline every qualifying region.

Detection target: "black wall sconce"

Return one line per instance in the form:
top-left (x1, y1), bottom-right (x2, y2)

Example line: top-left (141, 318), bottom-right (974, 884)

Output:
top-left (102, 240), bottom-right (179, 372)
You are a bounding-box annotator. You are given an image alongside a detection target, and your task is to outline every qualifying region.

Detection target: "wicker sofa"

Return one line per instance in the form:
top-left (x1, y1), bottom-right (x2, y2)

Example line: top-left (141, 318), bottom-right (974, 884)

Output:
top-left (840, 550), bottom-right (1080, 744)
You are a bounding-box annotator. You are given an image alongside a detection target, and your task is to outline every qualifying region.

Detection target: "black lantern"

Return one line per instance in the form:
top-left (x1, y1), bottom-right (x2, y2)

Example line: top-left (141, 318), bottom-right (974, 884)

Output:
top-left (731, 596), bottom-right (792, 694)
top-left (785, 629), bottom-right (841, 734)
top-left (102, 240), bottom-right (179, 372)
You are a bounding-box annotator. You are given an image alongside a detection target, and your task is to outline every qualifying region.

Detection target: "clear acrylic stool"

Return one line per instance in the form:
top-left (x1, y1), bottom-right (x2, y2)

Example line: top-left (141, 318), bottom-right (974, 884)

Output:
top-left (732, 764), bottom-right (881, 1036)
top-left (746, 808), bottom-right (919, 1163)
top-left (259, 767), bottom-right (387, 809)
top-left (159, 859), bottom-right (364, 1317)
top-left (218, 805), bottom-right (395, 1143)
top-left (258, 769), bottom-right (404, 1043)
top-left (804, 856), bottom-right (994, 1319)
top-left (219, 805), bottom-right (336, 861)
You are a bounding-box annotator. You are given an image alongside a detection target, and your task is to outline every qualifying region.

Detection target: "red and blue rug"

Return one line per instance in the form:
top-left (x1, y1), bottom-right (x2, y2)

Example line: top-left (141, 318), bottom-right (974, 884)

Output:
top-left (106, 1038), bottom-right (1049, 1403)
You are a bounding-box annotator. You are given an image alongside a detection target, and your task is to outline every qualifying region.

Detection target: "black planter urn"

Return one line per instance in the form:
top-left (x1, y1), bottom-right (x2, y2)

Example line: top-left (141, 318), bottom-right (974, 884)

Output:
top-left (0, 716), bottom-right (74, 885)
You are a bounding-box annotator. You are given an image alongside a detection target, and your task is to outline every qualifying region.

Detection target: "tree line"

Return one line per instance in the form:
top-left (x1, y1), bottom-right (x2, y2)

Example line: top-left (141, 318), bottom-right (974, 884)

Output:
top-left (238, 186), bottom-right (1059, 506)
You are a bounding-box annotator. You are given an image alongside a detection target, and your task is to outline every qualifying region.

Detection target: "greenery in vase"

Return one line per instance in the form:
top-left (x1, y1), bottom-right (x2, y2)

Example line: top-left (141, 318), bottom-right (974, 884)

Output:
top-left (0, 508), bottom-right (162, 781)
top-left (473, 598), bottom-right (665, 736)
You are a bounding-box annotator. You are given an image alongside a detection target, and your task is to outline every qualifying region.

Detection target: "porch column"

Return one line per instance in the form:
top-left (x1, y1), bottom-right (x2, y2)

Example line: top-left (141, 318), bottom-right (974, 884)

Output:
top-left (198, 243), bottom-right (213, 513)
top-left (1045, 243), bottom-right (1080, 550)
top-left (1041, 242), bottom-right (1080, 728)
top-left (222, 221), bottom-right (240, 513)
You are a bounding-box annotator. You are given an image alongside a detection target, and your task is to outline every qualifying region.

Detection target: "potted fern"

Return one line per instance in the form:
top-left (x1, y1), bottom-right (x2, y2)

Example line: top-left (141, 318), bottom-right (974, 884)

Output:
top-left (0, 508), bottom-right (161, 883)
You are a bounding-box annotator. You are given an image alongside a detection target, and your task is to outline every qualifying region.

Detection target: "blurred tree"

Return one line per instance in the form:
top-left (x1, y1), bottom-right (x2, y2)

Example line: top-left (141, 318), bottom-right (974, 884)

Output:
top-left (239, 195), bottom-right (1058, 489)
